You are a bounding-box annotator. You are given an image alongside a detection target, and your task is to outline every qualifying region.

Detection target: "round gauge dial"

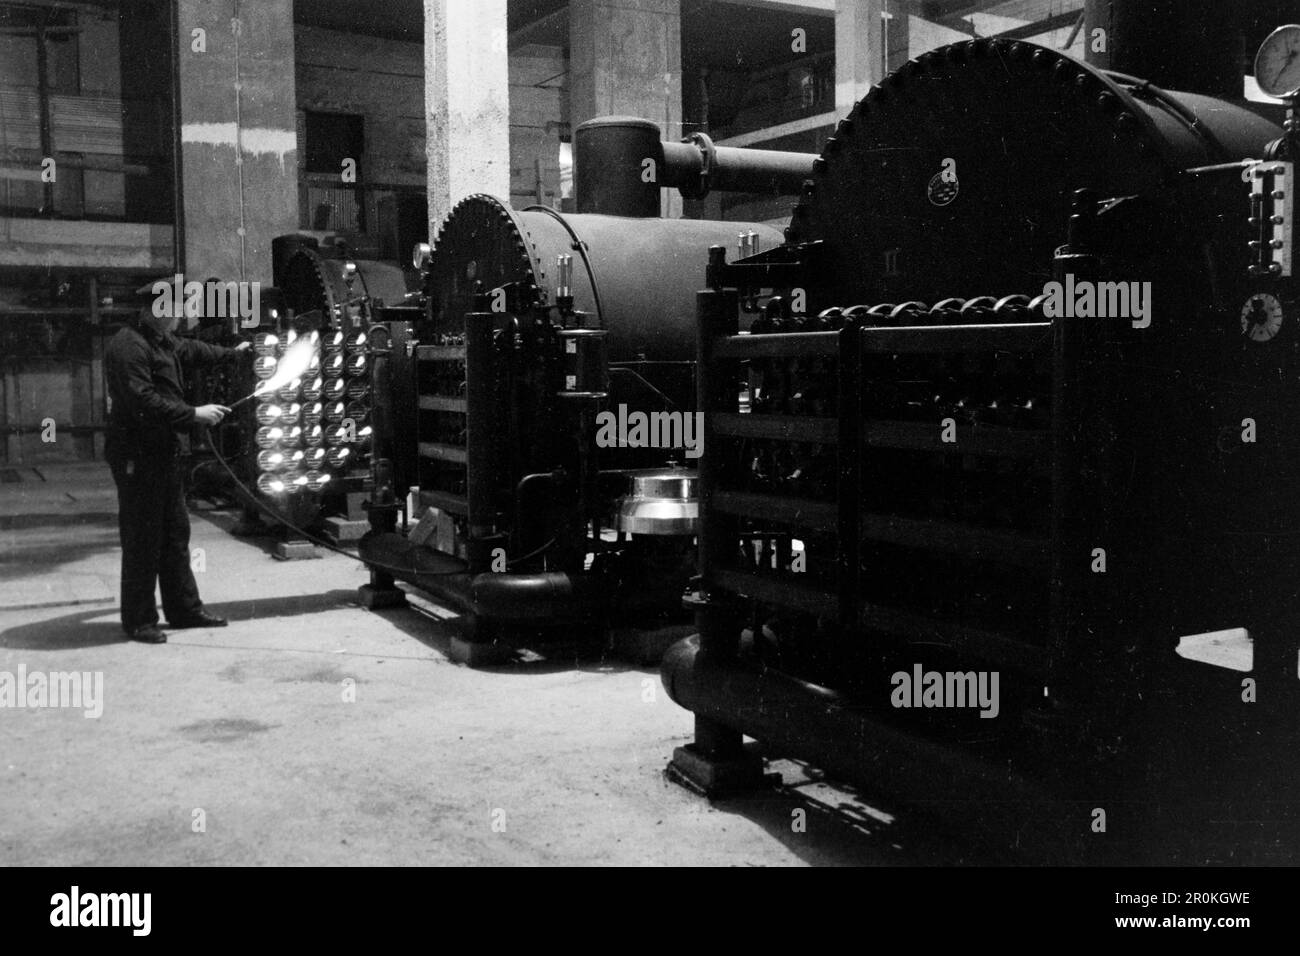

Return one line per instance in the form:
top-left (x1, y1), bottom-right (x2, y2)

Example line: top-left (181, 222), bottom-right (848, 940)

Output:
top-left (1241, 292), bottom-right (1284, 342)
top-left (1255, 24), bottom-right (1300, 97)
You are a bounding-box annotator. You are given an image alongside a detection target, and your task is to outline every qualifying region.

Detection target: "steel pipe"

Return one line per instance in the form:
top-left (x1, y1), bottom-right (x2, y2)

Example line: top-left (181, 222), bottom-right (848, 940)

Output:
top-left (574, 116), bottom-right (817, 214)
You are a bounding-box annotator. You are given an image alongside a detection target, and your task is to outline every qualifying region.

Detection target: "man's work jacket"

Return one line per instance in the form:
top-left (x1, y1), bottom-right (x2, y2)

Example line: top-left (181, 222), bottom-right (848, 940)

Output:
top-left (105, 321), bottom-right (236, 460)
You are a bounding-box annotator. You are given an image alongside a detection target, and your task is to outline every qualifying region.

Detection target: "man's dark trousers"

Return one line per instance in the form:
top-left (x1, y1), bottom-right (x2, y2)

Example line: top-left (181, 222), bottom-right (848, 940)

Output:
top-left (108, 450), bottom-right (203, 631)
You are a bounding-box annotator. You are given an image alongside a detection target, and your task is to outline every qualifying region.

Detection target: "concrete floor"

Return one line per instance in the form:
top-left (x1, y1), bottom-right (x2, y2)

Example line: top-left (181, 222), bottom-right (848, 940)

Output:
top-left (0, 462), bottom-right (972, 866)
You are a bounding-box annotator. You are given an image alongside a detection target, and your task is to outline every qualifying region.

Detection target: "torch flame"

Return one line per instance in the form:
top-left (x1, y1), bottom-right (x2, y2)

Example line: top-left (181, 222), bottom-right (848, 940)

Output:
top-left (254, 339), bottom-right (317, 398)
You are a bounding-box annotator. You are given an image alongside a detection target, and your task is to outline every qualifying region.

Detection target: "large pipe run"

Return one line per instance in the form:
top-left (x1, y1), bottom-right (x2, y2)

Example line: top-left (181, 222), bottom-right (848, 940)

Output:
top-left (574, 116), bottom-right (818, 216)
top-left (357, 530), bottom-right (589, 621)
top-left (664, 135), bottom-right (820, 199)
top-left (660, 635), bottom-right (1080, 853)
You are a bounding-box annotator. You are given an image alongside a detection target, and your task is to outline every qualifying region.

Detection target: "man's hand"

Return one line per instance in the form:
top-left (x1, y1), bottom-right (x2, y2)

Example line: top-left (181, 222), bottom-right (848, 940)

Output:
top-left (234, 341), bottom-right (252, 352)
top-left (194, 404), bottom-right (231, 427)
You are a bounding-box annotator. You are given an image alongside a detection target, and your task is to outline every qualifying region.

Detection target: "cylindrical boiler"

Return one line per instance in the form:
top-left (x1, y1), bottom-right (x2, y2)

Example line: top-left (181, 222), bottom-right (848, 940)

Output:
top-left (424, 193), bottom-right (784, 362)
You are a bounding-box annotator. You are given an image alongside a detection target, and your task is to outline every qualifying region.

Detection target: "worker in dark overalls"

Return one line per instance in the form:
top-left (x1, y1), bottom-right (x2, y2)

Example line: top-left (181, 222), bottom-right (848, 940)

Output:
top-left (105, 305), bottom-right (250, 643)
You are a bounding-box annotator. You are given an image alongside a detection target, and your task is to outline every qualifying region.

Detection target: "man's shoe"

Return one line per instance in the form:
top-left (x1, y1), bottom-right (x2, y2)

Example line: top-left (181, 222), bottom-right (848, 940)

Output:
top-left (166, 610), bottom-right (228, 629)
top-left (127, 624), bottom-right (167, 644)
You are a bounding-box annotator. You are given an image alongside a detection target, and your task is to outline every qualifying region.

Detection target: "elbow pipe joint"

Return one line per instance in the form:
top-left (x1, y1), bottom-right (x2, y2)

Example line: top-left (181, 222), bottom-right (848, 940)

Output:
top-left (471, 571), bottom-right (591, 621)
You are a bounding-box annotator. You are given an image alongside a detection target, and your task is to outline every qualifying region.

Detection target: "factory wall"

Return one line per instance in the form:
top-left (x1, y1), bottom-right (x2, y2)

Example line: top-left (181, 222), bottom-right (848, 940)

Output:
top-left (0, 0), bottom-right (177, 464)
top-left (294, 24), bottom-right (427, 190)
top-left (294, 23), bottom-right (426, 256)
top-left (509, 49), bottom-right (568, 211)
top-left (292, 22), bottom-right (569, 248)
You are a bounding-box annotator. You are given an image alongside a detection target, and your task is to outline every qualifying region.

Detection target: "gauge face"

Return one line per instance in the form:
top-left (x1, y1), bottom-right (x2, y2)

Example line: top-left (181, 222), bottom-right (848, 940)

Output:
top-left (1255, 24), bottom-right (1300, 97)
top-left (1241, 292), bottom-right (1284, 342)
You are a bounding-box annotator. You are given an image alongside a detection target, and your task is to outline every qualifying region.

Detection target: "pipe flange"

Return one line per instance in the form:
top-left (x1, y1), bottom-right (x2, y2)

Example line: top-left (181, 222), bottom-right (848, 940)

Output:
top-left (681, 131), bottom-right (717, 201)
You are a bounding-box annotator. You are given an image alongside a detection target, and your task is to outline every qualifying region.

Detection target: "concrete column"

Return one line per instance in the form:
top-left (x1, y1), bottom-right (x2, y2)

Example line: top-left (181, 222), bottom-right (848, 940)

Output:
top-left (569, 0), bottom-right (682, 218)
top-left (425, 0), bottom-right (511, 234)
top-left (835, 0), bottom-right (883, 118)
top-left (176, 0), bottom-right (298, 284)
top-left (883, 1), bottom-right (910, 76)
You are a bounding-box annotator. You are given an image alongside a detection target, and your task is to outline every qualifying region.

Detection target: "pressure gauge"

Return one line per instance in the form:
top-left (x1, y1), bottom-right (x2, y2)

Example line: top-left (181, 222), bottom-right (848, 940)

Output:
top-left (1255, 24), bottom-right (1300, 97)
top-left (1241, 292), bottom-right (1284, 342)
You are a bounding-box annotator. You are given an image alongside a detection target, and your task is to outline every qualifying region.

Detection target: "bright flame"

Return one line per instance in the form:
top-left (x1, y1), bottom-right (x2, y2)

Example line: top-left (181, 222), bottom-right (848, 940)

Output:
top-left (254, 339), bottom-right (316, 398)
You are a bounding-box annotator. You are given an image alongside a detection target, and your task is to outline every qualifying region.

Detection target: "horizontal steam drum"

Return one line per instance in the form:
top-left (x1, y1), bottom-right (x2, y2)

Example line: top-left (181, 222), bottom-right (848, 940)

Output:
top-left (280, 244), bottom-right (412, 328)
top-left (786, 38), bottom-right (1279, 310)
top-left (424, 193), bottom-right (785, 362)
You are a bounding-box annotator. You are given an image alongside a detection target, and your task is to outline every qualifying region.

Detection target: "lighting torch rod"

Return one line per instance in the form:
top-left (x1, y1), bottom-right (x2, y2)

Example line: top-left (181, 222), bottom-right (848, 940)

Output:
top-left (228, 389), bottom-right (268, 411)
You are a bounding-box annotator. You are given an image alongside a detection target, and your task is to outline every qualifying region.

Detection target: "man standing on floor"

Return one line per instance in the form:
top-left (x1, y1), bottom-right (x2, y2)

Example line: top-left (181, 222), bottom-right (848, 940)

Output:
top-left (105, 304), bottom-right (250, 643)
